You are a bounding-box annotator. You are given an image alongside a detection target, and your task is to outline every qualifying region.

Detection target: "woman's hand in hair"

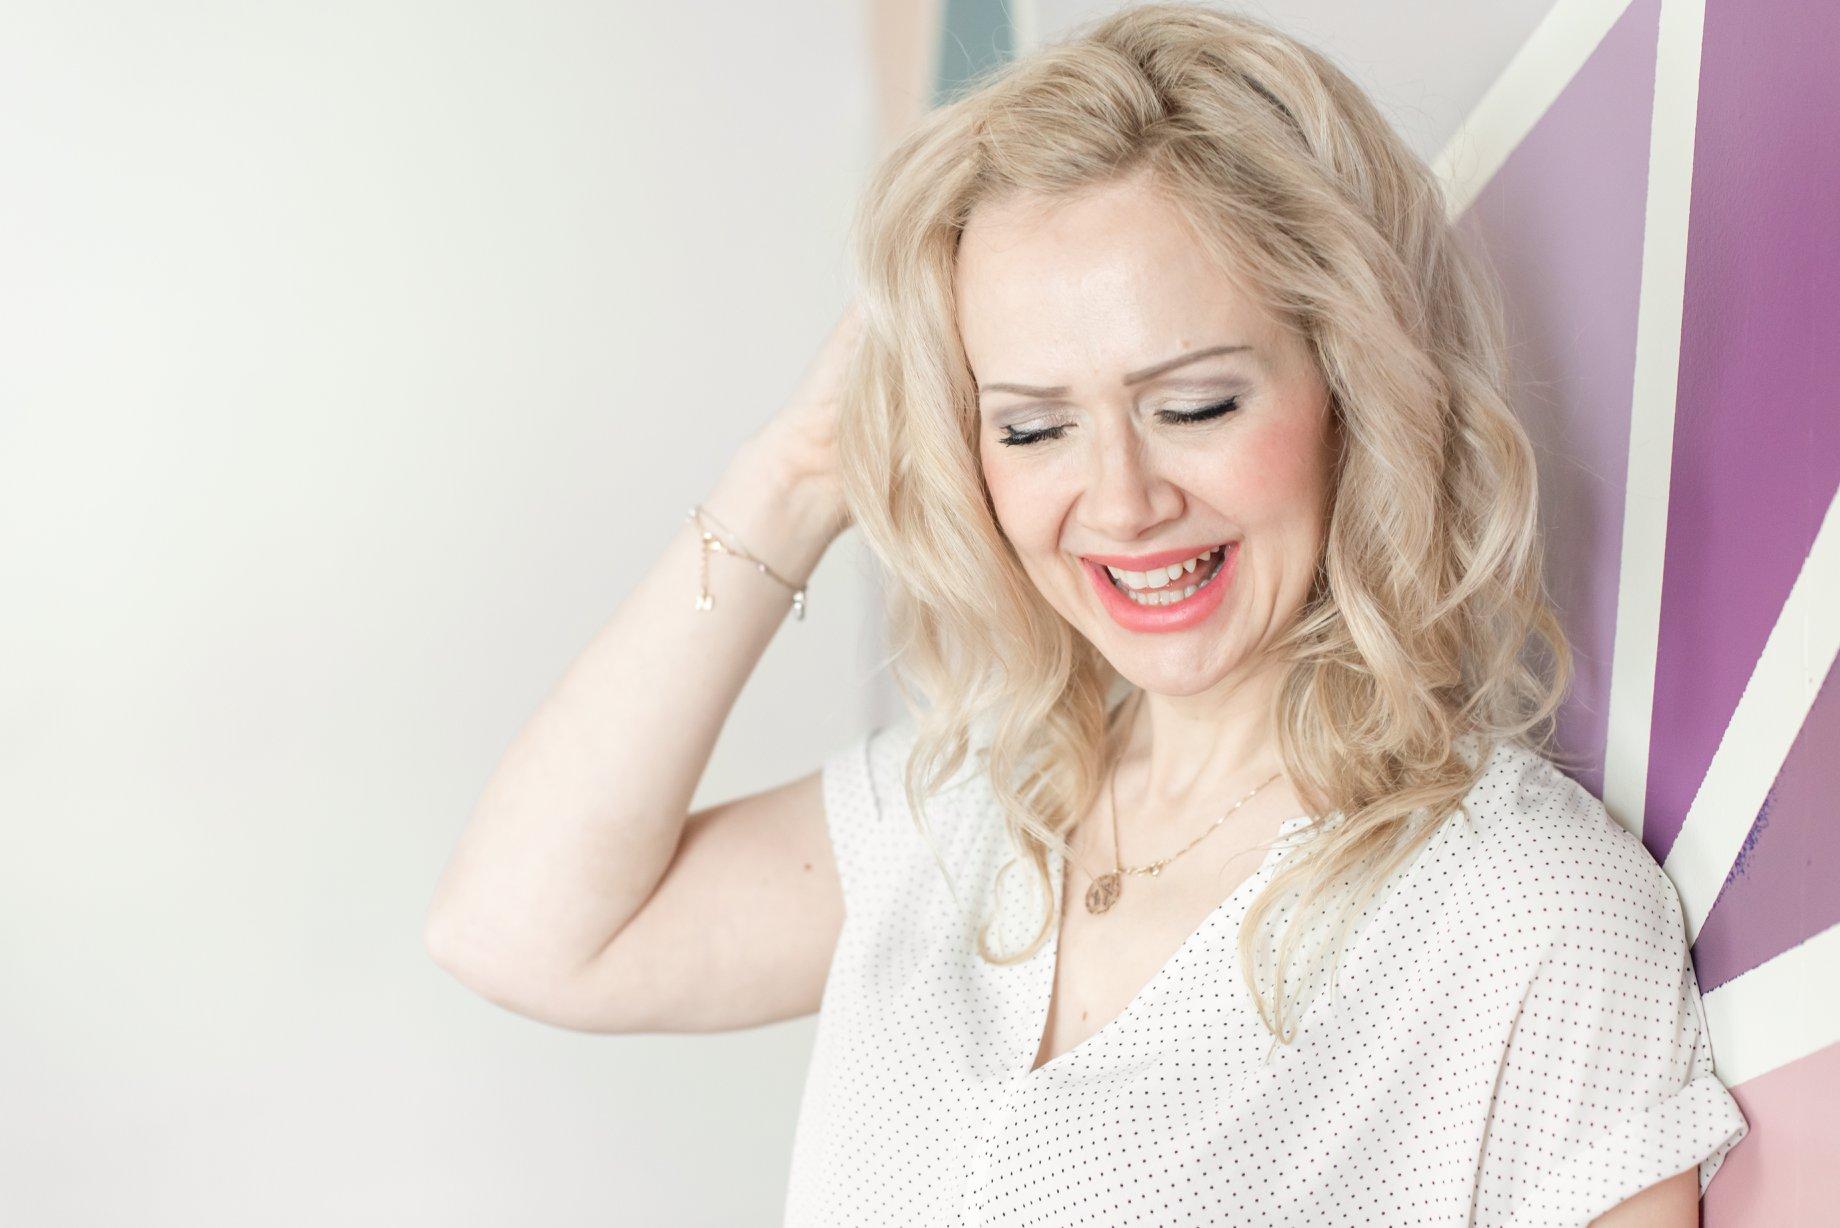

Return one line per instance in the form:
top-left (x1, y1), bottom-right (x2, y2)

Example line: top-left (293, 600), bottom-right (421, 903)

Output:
top-left (740, 299), bottom-right (863, 545)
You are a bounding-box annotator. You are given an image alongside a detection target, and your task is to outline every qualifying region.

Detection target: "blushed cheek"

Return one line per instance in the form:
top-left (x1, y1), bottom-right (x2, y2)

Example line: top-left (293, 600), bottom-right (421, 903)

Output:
top-left (1225, 418), bottom-right (1330, 515)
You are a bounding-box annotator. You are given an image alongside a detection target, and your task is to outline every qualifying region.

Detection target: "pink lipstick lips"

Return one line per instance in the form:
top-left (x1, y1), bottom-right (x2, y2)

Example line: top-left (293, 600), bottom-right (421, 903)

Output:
top-left (1080, 542), bottom-right (1236, 633)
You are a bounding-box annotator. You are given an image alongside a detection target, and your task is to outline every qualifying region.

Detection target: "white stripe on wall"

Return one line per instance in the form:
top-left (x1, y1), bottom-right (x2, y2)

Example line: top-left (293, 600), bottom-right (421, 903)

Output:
top-left (1600, 0), bottom-right (1707, 844)
top-left (1432, 0), bottom-right (1635, 217)
top-left (1011, 0), bottom-right (1040, 56)
top-left (1666, 488), bottom-right (1840, 941)
top-left (1702, 921), bottom-right (1840, 1087)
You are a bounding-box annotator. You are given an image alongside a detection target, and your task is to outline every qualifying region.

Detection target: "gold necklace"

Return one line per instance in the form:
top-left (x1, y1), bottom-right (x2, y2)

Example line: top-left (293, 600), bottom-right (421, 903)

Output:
top-left (1083, 731), bottom-right (1286, 916)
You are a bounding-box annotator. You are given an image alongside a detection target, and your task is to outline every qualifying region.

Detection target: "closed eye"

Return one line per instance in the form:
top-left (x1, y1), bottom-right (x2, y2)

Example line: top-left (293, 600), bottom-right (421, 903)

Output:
top-left (996, 396), bottom-right (1241, 447)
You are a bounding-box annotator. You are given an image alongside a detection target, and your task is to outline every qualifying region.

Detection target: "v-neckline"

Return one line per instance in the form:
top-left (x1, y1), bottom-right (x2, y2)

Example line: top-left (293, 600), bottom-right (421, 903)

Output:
top-left (1023, 813), bottom-right (1315, 1078)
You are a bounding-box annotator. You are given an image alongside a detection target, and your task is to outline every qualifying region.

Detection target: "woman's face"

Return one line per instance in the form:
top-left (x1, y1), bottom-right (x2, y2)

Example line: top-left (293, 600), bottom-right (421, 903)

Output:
top-left (958, 172), bottom-right (1338, 697)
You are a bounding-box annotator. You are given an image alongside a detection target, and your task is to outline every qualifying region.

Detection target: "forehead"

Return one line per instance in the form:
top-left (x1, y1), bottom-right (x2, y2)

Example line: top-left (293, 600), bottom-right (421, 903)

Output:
top-left (954, 176), bottom-right (1272, 377)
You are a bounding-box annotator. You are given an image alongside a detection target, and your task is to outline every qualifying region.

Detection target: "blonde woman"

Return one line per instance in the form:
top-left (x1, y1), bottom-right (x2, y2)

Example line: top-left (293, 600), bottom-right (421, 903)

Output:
top-left (425, 5), bottom-right (1748, 1223)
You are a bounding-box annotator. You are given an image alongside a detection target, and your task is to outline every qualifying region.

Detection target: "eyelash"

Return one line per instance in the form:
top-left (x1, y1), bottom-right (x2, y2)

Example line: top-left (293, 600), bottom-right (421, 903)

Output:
top-left (996, 397), bottom-right (1241, 448)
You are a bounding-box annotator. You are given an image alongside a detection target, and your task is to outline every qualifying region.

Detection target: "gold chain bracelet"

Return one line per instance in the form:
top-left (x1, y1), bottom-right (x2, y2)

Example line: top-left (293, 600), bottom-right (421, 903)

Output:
top-left (685, 504), bottom-right (807, 620)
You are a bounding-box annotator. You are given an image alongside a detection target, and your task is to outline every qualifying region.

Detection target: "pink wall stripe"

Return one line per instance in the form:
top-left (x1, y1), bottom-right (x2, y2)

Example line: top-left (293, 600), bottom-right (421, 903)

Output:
top-left (1702, 1038), bottom-right (1840, 1222)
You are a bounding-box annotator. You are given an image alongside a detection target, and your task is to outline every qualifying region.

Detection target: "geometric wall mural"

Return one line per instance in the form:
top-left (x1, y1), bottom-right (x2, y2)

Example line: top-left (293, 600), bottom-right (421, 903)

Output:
top-left (1440, 0), bottom-right (1838, 1219)
top-left (1441, 0), bottom-right (1836, 1218)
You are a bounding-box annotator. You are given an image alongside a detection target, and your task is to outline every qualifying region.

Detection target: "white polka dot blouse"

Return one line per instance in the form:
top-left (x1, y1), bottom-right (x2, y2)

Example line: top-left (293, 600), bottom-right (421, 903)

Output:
top-left (783, 715), bottom-right (1749, 1226)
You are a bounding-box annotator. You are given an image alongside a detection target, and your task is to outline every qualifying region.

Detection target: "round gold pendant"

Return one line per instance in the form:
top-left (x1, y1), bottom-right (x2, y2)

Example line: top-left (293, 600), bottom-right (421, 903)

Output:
top-left (1085, 871), bottom-right (1121, 914)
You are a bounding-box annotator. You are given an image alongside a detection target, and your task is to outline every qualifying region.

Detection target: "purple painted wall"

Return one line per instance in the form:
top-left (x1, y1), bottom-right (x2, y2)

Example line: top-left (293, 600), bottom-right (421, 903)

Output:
top-left (1458, 0), bottom-right (1662, 802)
top-left (1460, 0), bottom-right (1838, 1220)
top-left (1642, 0), bottom-right (1840, 865)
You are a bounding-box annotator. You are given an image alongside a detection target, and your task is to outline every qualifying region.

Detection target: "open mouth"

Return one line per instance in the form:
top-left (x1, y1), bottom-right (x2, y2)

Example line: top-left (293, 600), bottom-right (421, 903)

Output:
top-left (1101, 544), bottom-right (1231, 607)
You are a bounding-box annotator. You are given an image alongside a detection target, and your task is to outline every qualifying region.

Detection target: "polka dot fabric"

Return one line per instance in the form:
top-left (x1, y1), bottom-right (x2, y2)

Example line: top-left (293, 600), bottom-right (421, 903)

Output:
top-left (782, 716), bottom-right (1749, 1226)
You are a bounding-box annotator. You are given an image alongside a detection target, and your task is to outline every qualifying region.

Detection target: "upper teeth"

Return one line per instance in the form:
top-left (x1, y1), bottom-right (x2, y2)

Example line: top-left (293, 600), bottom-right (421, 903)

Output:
top-left (1106, 545), bottom-right (1224, 590)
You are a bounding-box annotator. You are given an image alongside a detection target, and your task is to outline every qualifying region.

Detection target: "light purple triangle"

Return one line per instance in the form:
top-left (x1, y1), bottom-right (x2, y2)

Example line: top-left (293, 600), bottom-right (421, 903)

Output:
top-left (1456, 0), bottom-right (1663, 804)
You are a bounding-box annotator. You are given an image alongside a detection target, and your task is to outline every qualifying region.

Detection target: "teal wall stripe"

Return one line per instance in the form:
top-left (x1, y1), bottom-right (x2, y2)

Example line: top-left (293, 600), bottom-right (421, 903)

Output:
top-left (933, 0), bottom-right (1017, 107)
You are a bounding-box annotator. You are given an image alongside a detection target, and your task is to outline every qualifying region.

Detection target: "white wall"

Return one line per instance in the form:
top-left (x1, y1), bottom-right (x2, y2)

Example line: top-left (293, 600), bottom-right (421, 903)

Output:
top-left (0, 2), bottom-right (882, 1223)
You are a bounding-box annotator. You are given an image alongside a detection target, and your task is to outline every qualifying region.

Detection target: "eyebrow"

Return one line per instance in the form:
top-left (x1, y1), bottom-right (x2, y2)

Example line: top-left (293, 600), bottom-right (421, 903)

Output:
top-left (977, 344), bottom-right (1253, 398)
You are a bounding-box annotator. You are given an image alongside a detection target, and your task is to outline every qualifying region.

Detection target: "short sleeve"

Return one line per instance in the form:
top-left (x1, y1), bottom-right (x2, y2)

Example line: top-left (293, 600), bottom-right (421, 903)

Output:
top-left (1474, 819), bottom-right (1749, 1225)
top-left (819, 714), bottom-right (922, 919)
top-left (819, 726), bottom-right (875, 915)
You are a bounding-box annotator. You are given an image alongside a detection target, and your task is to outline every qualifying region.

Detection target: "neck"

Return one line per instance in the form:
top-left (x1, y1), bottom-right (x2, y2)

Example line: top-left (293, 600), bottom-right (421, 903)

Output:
top-left (1111, 663), bottom-right (1290, 820)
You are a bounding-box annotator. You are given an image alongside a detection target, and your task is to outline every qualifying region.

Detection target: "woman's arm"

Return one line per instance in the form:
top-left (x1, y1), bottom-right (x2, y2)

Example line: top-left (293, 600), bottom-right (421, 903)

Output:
top-left (1588, 1165), bottom-right (1698, 1227)
top-left (423, 308), bottom-right (859, 1027)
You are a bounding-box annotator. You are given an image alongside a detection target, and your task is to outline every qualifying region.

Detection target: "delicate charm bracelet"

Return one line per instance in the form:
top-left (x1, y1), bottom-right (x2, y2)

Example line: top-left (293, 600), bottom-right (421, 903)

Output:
top-left (686, 504), bottom-right (807, 620)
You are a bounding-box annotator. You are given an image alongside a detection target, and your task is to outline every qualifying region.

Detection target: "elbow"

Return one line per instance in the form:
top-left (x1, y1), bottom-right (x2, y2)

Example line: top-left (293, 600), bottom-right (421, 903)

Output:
top-left (422, 897), bottom-right (508, 988)
top-left (420, 910), bottom-right (596, 1029)
top-left (422, 914), bottom-right (531, 1011)
top-left (423, 907), bottom-right (487, 989)
top-left (422, 909), bottom-right (461, 973)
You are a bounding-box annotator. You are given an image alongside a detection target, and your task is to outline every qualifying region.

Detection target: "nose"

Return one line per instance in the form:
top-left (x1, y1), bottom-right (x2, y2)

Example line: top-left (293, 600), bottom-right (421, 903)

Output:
top-left (1079, 426), bottom-right (1181, 546)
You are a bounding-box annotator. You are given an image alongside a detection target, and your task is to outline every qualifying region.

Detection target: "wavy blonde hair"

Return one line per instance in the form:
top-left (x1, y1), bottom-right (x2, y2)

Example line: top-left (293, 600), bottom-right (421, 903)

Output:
top-left (834, 2), bottom-right (1576, 1047)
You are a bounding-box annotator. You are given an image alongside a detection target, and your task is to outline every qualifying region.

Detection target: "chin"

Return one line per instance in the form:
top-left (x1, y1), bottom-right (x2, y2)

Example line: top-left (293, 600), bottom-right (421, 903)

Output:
top-left (1099, 659), bottom-right (1234, 700)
